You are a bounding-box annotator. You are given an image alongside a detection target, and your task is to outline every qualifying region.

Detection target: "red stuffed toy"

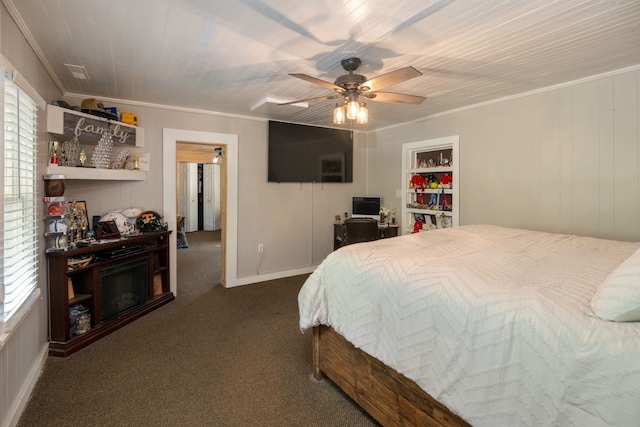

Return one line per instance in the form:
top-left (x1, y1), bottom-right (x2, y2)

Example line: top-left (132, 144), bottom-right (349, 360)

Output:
top-left (410, 175), bottom-right (427, 205)
top-left (413, 220), bottom-right (423, 233)
top-left (440, 173), bottom-right (452, 187)
top-left (410, 174), bottom-right (427, 189)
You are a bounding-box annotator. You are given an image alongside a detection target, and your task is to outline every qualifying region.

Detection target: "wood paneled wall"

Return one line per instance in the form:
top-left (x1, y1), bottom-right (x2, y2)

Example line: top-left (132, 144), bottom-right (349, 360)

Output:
top-left (371, 68), bottom-right (640, 241)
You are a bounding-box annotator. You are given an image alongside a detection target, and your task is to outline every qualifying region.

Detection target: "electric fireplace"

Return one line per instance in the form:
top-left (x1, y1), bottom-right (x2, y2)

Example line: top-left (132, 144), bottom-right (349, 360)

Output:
top-left (100, 257), bottom-right (149, 321)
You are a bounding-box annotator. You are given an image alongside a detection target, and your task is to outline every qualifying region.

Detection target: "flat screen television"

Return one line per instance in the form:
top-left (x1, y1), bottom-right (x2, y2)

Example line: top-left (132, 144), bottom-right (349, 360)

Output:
top-left (352, 196), bottom-right (381, 220)
top-left (268, 121), bottom-right (353, 183)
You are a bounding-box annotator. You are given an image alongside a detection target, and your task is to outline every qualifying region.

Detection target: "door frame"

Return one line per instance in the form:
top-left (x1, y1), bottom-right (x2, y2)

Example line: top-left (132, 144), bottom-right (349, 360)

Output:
top-left (163, 129), bottom-right (238, 292)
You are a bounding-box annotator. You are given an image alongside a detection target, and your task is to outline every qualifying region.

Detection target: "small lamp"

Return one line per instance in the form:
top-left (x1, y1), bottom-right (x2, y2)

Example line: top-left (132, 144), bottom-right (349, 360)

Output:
top-left (212, 148), bottom-right (222, 164)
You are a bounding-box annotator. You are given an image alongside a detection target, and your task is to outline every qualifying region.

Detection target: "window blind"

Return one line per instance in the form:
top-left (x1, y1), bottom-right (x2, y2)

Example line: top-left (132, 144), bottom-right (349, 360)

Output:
top-left (1, 76), bottom-right (39, 331)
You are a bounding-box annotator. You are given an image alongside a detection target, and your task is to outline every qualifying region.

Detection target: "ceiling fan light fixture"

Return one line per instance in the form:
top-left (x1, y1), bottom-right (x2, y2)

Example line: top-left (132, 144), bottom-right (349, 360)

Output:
top-left (333, 103), bottom-right (346, 125)
top-left (356, 102), bottom-right (368, 124)
top-left (285, 58), bottom-right (424, 126)
top-left (346, 98), bottom-right (360, 120)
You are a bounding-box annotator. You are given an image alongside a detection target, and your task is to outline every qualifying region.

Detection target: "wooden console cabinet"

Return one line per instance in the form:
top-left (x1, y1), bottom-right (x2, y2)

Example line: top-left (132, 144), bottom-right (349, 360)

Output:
top-left (47, 231), bottom-right (174, 357)
top-left (333, 223), bottom-right (399, 250)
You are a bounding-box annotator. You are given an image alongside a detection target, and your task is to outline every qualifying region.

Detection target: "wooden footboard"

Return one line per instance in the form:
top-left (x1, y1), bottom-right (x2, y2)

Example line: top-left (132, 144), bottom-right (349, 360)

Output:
top-left (313, 325), bottom-right (470, 427)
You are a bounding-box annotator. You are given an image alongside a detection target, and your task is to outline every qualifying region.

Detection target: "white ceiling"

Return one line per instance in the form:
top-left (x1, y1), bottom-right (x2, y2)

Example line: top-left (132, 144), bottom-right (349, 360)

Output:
top-left (5, 0), bottom-right (640, 131)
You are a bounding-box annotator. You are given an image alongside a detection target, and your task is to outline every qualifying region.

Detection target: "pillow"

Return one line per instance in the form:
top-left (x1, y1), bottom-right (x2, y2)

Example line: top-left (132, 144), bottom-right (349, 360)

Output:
top-left (588, 248), bottom-right (640, 321)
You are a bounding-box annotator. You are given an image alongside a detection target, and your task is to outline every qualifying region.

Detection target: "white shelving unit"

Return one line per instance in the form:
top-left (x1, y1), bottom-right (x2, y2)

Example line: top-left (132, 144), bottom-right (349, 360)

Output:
top-left (47, 104), bottom-right (144, 147)
top-left (46, 104), bottom-right (146, 181)
top-left (44, 165), bottom-right (146, 180)
top-left (401, 136), bottom-right (459, 234)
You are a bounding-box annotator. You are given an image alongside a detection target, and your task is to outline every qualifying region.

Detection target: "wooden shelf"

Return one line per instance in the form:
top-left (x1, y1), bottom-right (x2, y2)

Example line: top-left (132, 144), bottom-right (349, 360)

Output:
top-left (49, 293), bottom-right (174, 358)
top-left (45, 165), bottom-right (146, 180)
top-left (69, 293), bottom-right (92, 305)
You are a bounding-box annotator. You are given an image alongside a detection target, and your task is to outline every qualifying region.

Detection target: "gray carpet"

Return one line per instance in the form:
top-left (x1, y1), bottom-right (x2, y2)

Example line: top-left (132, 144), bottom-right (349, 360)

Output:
top-left (18, 231), bottom-right (379, 426)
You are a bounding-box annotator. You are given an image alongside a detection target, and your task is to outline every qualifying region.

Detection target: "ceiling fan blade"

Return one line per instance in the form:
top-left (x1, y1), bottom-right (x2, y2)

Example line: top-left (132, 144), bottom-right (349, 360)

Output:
top-left (360, 66), bottom-right (422, 92)
top-left (363, 91), bottom-right (427, 105)
top-left (278, 94), bottom-right (342, 105)
top-left (289, 73), bottom-right (345, 92)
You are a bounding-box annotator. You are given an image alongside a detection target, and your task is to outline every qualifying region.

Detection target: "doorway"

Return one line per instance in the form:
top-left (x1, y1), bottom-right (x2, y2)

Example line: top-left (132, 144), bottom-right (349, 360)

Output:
top-left (178, 162), bottom-right (221, 232)
top-left (176, 143), bottom-right (223, 285)
top-left (162, 128), bottom-right (239, 293)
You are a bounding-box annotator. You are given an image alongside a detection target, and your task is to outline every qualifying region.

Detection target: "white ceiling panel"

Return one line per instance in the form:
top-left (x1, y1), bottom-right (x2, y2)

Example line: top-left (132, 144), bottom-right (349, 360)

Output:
top-left (4, 0), bottom-right (640, 130)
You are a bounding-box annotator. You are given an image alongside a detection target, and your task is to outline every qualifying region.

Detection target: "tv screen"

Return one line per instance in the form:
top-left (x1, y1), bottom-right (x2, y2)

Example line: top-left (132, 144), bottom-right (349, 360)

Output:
top-left (352, 196), bottom-right (381, 219)
top-left (268, 121), bottom-right (353, 183)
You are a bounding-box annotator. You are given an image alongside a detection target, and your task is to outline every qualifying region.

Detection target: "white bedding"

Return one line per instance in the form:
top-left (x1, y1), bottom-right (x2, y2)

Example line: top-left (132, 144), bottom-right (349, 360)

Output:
top-left (298, 224), bottom-right (640, 427)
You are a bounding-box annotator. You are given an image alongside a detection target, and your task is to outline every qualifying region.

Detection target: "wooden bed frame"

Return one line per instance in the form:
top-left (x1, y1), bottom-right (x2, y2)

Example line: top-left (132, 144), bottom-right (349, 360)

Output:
top-left (313, 325), bottom-right (470, 427)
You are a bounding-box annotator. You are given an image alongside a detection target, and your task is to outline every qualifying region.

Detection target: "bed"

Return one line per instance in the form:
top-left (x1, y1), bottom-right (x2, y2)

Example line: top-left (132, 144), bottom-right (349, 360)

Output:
top-left (298, 224), bottom-right (640, 426)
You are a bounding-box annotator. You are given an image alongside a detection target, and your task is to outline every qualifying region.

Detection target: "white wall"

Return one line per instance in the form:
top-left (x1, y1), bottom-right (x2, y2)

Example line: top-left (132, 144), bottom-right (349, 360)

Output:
top-left (370, 68), bottom-right (640, 242)
top-left (0, 3), bottom-right (62, 427)
top-left (60, 103), bottom-right (368, 282)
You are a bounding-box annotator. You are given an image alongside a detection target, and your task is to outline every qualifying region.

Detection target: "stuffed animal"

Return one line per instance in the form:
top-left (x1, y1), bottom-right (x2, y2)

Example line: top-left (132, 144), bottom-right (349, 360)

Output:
top-left (413, 220), bottom-right (423, 233)
top-left (410, 174), bottom-right (427, 189)
top-left (440, 173), bottom-right (452, 188)
top-left (423, 221), bottom-right (437, 231)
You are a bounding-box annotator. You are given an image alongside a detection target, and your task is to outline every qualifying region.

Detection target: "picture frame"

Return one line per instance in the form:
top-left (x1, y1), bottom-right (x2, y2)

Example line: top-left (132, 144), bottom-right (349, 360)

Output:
top-left (136, 152), bottom-right (150, 171)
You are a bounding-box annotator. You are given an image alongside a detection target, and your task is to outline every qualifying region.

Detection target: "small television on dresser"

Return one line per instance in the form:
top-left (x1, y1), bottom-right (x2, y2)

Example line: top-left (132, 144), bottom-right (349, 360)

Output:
top-left (352, 196), bottom-right (381, 221)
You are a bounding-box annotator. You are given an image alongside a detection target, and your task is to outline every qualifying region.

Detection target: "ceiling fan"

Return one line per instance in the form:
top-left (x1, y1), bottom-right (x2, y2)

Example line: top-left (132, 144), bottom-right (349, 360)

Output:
top-left (280, 58), bottom-right (426, 124)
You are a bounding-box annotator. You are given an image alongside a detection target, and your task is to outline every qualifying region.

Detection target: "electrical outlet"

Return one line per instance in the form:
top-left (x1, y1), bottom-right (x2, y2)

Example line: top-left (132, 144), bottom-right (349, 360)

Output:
top-left (257, 243), bottom-right (264, 253)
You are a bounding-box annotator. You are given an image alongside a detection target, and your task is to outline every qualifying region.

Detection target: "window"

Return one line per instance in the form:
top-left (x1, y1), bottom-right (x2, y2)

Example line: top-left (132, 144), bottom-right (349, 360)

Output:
top-left (1, 73), bottom-right (39, 332)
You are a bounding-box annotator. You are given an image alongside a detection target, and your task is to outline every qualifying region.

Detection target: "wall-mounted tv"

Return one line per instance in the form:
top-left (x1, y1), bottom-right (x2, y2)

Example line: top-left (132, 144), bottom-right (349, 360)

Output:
top-left (268, 121), bottom-right (353, 183)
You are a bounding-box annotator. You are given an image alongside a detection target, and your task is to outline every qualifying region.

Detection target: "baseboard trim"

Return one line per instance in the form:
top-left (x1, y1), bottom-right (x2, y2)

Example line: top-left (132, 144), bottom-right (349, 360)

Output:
top-left (233, 265), bottom-right (317, 287)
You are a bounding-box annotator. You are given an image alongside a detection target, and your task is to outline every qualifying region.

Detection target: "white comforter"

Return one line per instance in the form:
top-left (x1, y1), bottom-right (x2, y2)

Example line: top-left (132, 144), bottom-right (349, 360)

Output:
top-left (298, 224), bottom-right (640, 427)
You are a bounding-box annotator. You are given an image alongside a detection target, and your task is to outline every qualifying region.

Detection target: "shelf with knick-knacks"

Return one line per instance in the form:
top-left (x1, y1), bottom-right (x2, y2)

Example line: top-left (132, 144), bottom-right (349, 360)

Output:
top-left (401, 136), bottom-right (459, 234)
top-left (46, 104), bottom-right (147, 180)
top-left (45, 165), bottom-right (146, 180)
top-left (43, 174), bottom-right (68, 252)
top-left (43, 197), bottom-right (93, 252)
top-left (43, 173), bottom-right (93, 252)
top-left (44, 196), bottom-right (70, 253)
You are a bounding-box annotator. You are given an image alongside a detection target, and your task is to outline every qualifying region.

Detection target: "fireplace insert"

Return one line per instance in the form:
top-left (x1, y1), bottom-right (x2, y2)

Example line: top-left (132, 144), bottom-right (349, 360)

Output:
top-left (100, 257), bottom-right (149, 320)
